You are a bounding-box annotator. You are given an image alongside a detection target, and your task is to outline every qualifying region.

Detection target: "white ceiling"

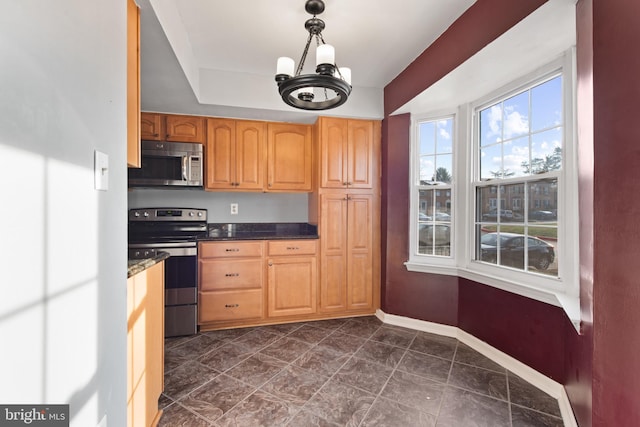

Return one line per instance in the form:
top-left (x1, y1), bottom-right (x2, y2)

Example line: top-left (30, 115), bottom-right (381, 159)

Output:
top-left (138, 0), bottom-right (576, 123)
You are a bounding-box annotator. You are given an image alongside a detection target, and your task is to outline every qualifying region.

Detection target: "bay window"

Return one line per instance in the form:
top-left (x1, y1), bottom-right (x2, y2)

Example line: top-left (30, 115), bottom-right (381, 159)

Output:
top-left (406, 52), bottom-right (579, 323)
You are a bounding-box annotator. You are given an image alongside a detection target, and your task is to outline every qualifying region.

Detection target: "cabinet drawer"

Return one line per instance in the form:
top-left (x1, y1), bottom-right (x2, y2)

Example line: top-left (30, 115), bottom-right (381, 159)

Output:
top-left (268, 240), bottom-right (317, 256)
top-left (199, 241), bottom-right (264, 258)
top-left (199, 259), bottom-right (263, 291)
top-left (199, 290), bottom-right (263, 322)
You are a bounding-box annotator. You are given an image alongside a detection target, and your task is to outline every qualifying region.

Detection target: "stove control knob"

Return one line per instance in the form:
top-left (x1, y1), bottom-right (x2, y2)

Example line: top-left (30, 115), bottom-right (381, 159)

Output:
top-left (143, 211), bottom-right (149, 218)
top-left (189, 212), bottom-right (195, 217)
top-left (198, 212), bottom-right (203, 217)
top-left (133, 211), bottom-right (140, 217)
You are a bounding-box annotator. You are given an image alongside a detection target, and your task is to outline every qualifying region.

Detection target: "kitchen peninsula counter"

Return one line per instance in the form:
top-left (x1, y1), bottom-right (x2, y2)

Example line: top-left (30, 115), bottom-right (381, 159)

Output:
top-left (127, 251), bottom-right (170, 278)
top-left (201, 222), bottom-right (318, 241)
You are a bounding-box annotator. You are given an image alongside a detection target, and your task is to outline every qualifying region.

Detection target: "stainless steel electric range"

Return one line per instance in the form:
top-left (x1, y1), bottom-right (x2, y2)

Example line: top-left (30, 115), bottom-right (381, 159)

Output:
top-left (128, 208), bottom-right (207, 337)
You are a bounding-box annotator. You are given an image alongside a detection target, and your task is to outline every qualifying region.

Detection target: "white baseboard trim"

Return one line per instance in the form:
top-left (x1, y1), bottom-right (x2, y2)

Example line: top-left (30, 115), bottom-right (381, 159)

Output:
top-left (375, 309), bottom-right (577, 427)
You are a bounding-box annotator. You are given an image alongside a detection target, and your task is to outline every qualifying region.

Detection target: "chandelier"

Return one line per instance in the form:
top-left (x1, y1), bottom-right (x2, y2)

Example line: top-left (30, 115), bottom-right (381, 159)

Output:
top-left (275, 0), bottom-right (352, 110)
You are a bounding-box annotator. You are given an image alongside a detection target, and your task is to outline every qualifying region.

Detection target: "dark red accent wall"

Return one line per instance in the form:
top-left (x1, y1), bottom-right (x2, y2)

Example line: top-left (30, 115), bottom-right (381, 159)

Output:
top-left (384, 0), bottom-right (547, 115)
top-left (458, 279), bottom-right (566, 381)
top-left (381, 114), bottom-right (459, 326)
top-left (589, 0), bottom-right (640, 425)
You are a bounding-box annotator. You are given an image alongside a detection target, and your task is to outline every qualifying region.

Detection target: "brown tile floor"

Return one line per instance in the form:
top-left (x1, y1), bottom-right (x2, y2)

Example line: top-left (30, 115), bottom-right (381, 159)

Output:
top-left (158, 316), bottom-right (564, 427)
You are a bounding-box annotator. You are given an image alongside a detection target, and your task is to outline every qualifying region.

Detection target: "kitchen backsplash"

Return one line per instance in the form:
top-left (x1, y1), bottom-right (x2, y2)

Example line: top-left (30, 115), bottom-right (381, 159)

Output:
top-left (127, 188), bottom-right (309, 223)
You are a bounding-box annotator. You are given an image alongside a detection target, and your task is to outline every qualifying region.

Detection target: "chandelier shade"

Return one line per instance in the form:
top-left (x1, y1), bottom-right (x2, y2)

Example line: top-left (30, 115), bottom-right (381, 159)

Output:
top-left (275, 0), bottom-right (352, 110)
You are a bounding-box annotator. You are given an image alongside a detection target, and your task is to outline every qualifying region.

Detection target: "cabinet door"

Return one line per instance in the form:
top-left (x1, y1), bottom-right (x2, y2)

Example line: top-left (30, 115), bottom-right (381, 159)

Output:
top-left (267, 123), bottom-right (312, 191)
top-left (127, 0), bottom-right (141, 167)
top-left (206, 118), bottom-right (236, 189)
top-left (319, 194), bottom-right (348, 312)
top-left (319, 117), bottom-right (349, 189)
top-left (347, 120), bottom-right (375, 189)
top-left (140, 112), bottom-right (163, 141)
top-left (267, 256), bottom-right (317, 317)
top-left (166, 115), bottom-right (205, 143)
top-left (347, 194), bottom-right (374, 310)
top-left (236, 120), bottom-right (266, 190)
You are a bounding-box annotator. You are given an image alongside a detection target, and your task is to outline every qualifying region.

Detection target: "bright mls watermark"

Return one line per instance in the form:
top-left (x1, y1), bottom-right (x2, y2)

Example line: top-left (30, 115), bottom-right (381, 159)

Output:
top-left (0, 405), bottom-right (69, 426)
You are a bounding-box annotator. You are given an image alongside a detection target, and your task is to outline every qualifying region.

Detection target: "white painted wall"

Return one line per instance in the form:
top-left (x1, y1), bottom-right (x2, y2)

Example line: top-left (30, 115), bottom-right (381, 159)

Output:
top-left (0, 2), bottom-right (128, 426)
top-left (128, 189), bottom-right (309, 223)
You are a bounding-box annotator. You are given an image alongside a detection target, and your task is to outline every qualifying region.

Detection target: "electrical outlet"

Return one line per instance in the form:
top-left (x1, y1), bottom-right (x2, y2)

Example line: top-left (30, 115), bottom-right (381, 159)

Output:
top-left (230, 203), bottom-right (238, 215)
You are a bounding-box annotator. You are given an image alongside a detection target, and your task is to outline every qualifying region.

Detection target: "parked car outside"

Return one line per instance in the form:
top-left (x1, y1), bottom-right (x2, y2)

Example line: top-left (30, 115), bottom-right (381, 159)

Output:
top-left (529, 210), bottom-right (556, 221)
top-left (435, 212), bottom-right (451, 221)
top-left (481, 209), bottom-right (514, 222)
top-left (480, 232), bottom-right (555, 270)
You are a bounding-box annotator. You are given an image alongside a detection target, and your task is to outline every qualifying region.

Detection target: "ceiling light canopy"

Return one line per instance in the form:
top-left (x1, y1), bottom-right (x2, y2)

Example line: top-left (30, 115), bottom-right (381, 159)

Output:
top-left (275, 0), bottom-right (352, 110)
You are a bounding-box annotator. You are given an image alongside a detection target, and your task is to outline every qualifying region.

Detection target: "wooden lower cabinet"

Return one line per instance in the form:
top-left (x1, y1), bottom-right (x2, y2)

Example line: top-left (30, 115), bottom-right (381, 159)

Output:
top-left (267, 240), bottom-right (317, 317)
top-left (198, 239), bottom-right (326, 330)
top-left (320, 192), bottom-right (374, 313)
top-left (127, 261), bottom-right (164, 427)
top-left (198, 241), bottom-right (264, 325)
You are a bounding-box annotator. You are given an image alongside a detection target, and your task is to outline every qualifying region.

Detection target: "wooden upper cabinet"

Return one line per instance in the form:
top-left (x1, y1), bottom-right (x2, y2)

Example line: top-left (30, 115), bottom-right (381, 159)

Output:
top-left (166, 115), bottom-right (205, 143)
top-left (236, 121), bottom-right (266, 190)
top-left (126, 0), bottom-right (141, 168)
top-left (140, 112), bottom-right (205, 143)
top-left (140, 112), bottom-right (163, 141)
top-left (320, 118), bottom-right (348, 188)
top-left (267, 123), bottom-right (312, 192)
top-left (318, 117), bottom-right (376, 190)
top-left (206, 118), bottom-right (236, 189)
top-left (205, 118), bottom-right (265, 190)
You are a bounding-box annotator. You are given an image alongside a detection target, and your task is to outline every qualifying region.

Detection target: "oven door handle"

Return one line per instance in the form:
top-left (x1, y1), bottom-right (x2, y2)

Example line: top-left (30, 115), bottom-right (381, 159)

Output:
top-left (161, 246), bottom-right (197, 257)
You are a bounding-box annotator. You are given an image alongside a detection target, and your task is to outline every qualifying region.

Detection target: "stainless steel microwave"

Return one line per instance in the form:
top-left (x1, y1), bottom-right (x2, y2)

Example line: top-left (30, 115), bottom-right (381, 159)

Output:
top-left (128, 141), bottom-right (203, 188)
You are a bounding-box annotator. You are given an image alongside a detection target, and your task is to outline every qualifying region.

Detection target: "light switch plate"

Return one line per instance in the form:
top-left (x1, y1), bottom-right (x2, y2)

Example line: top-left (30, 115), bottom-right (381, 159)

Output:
top-left (94, 150), bottom-right (109, 191)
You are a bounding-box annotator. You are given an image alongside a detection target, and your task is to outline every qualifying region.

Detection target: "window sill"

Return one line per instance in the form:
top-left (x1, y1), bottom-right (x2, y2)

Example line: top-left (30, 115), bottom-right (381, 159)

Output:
top-left (404, 261), bottom-right (581, 332)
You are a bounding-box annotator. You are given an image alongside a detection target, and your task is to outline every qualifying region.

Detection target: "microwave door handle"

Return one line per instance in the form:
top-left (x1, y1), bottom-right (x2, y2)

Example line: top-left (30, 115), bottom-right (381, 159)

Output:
top-left (182, 155), bottom-right (188, 181)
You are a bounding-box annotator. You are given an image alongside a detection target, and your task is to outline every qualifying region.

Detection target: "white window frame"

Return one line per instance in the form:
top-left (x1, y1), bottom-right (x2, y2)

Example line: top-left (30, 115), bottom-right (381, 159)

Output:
top-left (405, 50), bottom-right (580, 328)
top-left (408, 111), bottom-right (457, 272)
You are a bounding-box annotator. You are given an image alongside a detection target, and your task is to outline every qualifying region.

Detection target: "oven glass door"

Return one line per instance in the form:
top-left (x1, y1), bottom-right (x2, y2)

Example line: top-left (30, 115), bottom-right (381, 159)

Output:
top-left (160, 246), bottom-right (198, 306)
top-left (165, 254), bottom-right (196, 290)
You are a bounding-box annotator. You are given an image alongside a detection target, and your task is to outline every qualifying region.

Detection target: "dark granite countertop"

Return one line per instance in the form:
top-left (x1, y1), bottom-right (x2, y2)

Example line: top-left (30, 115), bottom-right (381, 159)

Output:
top-left (127, 251), bottom-right (170, 278)
top-left (200, 222), bottom-right (318, 241)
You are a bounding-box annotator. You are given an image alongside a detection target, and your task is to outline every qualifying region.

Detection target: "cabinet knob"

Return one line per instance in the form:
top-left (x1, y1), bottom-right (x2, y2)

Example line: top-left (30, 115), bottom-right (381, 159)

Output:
top-left (224, 273), bottom-right (239, 277)
top-left (224, 304), bottom-right (239, 308)
top-left (268, 262), bottom-right (273, 267)
top-left (225, 248), bottom-right (240, 252)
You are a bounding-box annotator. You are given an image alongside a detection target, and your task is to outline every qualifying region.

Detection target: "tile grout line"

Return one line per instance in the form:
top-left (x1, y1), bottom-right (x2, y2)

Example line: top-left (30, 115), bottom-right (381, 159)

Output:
top-left (163, 327), bottom-right (297, 425)
top-left (355, 331), bottom-right (417, 427)
top-left (286, 320), bottom-right (378, 425)
top-left (506, 370), bottom-right (514, 427)
top-left (432, 338), bottom-right (460, 425)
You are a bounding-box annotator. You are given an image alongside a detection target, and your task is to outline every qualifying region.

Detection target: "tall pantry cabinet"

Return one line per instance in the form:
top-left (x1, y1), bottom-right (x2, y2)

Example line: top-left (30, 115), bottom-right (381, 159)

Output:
top-left (311, 117), bottom-right (381, 315)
